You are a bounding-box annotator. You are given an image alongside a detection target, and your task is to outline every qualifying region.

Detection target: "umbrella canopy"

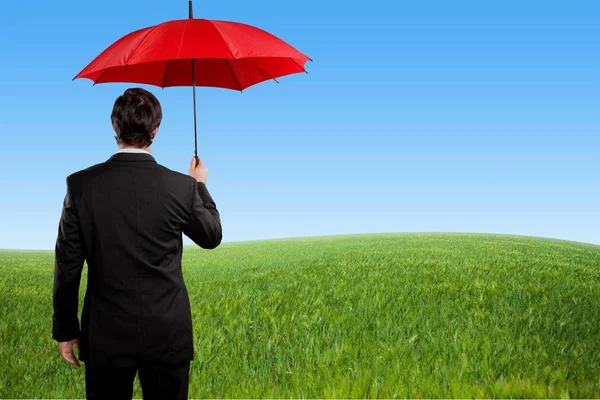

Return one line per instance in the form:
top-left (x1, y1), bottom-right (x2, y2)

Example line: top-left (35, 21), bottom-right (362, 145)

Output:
top-left (74, 18), bottom-right (311, 90)
top-left (74, 1), bottom-right (311, 162)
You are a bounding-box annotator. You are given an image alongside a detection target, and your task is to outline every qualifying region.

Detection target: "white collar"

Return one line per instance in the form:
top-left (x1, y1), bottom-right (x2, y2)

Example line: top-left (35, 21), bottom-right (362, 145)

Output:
top-left (117, 148), bottom-right (151, 155)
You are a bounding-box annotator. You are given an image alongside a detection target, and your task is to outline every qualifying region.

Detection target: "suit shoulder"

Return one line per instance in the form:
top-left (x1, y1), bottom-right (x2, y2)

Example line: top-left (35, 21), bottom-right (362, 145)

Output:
top-left (67, 162), bottom-right (109, 183)
top-left (156, 164), bottom-right (195, 185)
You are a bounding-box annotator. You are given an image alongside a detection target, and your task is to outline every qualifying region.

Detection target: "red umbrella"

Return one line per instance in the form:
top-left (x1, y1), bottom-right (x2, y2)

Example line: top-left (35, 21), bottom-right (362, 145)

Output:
top-left (74, 1), bottom-right (311, 164)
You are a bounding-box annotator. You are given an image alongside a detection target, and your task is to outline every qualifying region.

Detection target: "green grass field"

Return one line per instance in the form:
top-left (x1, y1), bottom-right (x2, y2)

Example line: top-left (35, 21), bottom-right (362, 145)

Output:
top-left (1, 232), bottom-right (599, 398)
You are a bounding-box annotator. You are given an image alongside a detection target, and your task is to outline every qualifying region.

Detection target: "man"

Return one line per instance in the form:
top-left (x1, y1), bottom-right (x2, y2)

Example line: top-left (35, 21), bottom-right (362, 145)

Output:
top-left (52, 88), bottom-right (222, 399)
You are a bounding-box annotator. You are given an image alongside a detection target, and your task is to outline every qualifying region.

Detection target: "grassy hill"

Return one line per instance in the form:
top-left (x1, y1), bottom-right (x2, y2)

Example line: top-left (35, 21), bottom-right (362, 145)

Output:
top-left (1, 233), bottom-right (599, 398)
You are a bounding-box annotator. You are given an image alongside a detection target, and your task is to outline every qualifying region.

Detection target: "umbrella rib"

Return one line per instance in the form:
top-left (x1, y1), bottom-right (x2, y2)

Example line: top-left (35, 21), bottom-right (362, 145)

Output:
top-left (207, 21), bottom-right (244, 92)
top-left (161, 60), bottom-right (170, 88)
top-left (93, 68), bottom-right (109, 86)
top-left (254, 64), bottom-right (280, 84)
top-left (207, 21), bottom-right (238, 61)
top-left (290, 57), bottom-right (309, 74)
top-left (225, 59), bottom-right (243, 92)
top-left (124, 26), bottom-right (159, 67)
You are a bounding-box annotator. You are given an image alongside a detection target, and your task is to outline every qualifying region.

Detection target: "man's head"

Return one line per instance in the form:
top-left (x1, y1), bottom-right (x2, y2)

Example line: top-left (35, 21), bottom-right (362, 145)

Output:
top-left (111, 88), bottom-right (162, 148)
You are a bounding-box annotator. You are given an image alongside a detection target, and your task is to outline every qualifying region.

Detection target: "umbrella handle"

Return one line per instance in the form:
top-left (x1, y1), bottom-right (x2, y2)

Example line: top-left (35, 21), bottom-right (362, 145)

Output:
top-left (195, 155), bottom-right (199, 168)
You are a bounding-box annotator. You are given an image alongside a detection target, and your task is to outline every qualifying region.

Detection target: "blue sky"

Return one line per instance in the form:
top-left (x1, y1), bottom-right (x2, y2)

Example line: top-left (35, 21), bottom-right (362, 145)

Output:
top-left (0, 0), bottom-right (598, 249)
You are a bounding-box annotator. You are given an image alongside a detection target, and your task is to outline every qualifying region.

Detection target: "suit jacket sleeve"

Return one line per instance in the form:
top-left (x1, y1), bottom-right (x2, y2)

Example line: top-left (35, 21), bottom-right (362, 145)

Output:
top-left (182, 181), bottom-right (223, 249)
top-left (52, 175), bottom-right (86, 342)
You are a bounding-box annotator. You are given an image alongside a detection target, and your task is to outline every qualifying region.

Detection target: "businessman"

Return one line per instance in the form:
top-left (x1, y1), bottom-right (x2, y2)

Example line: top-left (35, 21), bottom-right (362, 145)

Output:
top-left (52, 88), bottom-right (222, 399)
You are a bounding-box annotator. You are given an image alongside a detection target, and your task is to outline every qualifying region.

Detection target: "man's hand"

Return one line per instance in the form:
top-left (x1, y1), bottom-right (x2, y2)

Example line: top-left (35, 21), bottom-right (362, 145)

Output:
top-left (188, 156), bottom-right (208, 184)
top-left (59, 338), bottom-right (81, 367)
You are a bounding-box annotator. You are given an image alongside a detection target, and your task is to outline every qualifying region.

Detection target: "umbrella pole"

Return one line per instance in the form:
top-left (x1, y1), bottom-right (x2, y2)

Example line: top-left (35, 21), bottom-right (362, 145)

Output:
top-left (192, 61), bottom-right (198, 167)
top-left (189, 0), bottom-right (199, 168)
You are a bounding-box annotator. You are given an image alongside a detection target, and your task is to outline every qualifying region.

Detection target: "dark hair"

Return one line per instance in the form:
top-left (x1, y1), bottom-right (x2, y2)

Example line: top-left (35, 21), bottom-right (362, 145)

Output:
top-left (111, 88), bottom-right (162, 147)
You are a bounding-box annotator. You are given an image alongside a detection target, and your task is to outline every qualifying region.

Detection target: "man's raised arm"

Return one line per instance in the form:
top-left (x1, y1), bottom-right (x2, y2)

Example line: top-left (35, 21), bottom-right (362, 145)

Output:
top-left (182, 180), bottom-right (222, 249)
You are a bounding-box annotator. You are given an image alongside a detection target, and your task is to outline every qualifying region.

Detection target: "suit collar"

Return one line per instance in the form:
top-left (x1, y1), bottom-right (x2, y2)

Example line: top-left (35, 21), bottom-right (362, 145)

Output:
top-left (108, 152), bottom-right (157, 163)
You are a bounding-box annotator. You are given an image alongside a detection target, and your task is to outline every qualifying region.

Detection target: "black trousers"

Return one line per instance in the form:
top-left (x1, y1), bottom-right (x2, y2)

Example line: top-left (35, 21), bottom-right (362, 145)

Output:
top-left (84, 359), bottom-right (190, 400)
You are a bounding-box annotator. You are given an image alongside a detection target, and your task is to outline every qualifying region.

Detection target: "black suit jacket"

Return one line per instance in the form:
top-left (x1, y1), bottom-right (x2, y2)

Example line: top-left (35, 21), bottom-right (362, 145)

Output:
top-left (52, 152), bottom-right (222, 368)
